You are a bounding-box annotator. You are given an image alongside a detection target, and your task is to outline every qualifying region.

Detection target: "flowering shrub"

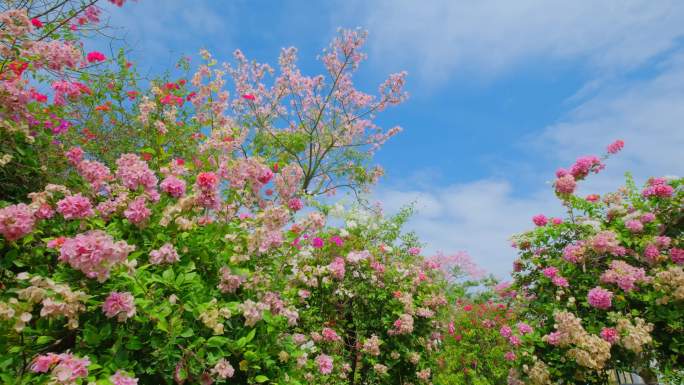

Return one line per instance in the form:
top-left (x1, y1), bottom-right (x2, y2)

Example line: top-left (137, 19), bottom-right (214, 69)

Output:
top-left (508, 142), bottom-right (683, 384)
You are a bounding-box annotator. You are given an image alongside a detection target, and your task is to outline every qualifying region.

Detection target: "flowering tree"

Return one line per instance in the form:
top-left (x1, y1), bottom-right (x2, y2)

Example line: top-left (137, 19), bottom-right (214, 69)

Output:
top-left (507, 141), bottom-right (683, 385)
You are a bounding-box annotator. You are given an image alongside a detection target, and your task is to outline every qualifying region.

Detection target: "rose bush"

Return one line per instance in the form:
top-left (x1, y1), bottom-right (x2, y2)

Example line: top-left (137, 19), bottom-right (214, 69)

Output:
top-left (508, 142), bottom-right (683, 385)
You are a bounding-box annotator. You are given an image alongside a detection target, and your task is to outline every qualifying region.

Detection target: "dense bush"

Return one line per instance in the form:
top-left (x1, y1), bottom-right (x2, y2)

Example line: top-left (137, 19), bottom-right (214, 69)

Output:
top-left (507, 143), bottom-right (683, 385)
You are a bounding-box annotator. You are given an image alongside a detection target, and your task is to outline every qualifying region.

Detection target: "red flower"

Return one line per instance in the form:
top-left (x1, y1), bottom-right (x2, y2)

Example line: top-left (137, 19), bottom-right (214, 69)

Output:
top-left (31, 18), bottom-right (43, 28)
top-left (186, 92), bottom-right (197, 101)
top-left (164, 82), bottom-right (179, 91)
top-left (242, 93), bottom-right (256, 101)
top-left (463, 304), bottom-right (473, 311)
top-left (86, 51), bottom-right (106, 63)
top-left (126, 91), bottom-right (139, 100)
top-left (30, 89), bottom-right (47, 103)
top-left (8, 61), bottom-right (28, 77)
top-left (272, 162), bottom-right (279, 172)
top-left (141, 153), bottom-right (152, 161)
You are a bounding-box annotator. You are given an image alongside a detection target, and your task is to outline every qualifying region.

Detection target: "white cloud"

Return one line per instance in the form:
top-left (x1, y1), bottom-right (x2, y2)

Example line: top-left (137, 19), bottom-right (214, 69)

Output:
top-left (375, 180), bottom-right (560, 279)
top-left (344, 0), bottom-right (684, 82)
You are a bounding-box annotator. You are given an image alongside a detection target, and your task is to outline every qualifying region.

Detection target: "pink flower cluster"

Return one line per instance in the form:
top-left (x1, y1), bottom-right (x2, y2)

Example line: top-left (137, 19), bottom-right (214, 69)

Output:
top-left (589, 231), bottom-right (625, 256)
top-left (600, 327), bottom-right (619, 344)
top-left (160, 175), bottom-right (186, 198)
top-left (77, 160), bottom-right (112, 189)
top-left (600, 260), bottom-right (649, 292)
top-left (672, 248), bottom-right (684, 264)
top-left (195, 171), bottom-right (220, 209)
top-left (532, 214), bottom-right (548, 226)
top-left (563, 242), bottom-right (585, 263)
top-left (542, 266), bottom-right (569, 287)
top-left (315, 354), bottom-right (333, 375)
top-left (124, 196), bottom-right (151, 225)
top-left (0, 203), bottom-right (35, 241)
top-left (103, 292), bottom-right (136, 322)
top-left (58, 230), bottom-right (135, 281)
top-left (389, 314), bottom-right (414, 335)
top-left (115, 154), bottom-right (158, 194)
top-left (587, 287), bottom-right (613, 310)
top-left (149, 243), bottom-right (180, 265)
top-left (328, 257), bottom-right (346, 279)
top-left (31, 353), bottom-right (90, 383)
top-left (218, 267), bottom-right (245, 293)
top-left (606, 140), bottom-right (624, 154)
top-left (57, 194), bottom-right (94, 220)
top-left (642, 177), bottom-right (674, 198)
top-left (321, 327), bottom-right (343, 342)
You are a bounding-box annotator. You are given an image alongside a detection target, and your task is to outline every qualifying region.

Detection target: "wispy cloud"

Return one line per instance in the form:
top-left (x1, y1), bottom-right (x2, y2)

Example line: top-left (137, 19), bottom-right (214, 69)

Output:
top-left (344, 0), bottom-right (684, 83)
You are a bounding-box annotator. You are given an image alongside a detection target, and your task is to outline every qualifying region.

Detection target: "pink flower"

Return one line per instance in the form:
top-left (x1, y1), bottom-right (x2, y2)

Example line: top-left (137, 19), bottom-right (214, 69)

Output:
top-left (86, 51), bottom-right (106, 63)
top-left (196, 172), bottom-right (219, 191)
top-left (504, 351), bottom-right (516, 361)
top-left (103, 292), bottom-right (136, 321)
top-left (552, 276), bottom-right (569, 287)
top-left (211, 358), bottom-right (235, 379)
top-left (59, 230), bottom-right (134, 281)
top-left (149, 243), bottom-right (180, 265)
top-left (315, 354), bottom-right (333, 375)
top-left (43, 353), bottom-right (90, 382)
top-left (312, 237), bottom-right (324, 248)
top-left (31, 18), bottom-right (43, 28)
top-left (644, 244), bottom-right (660, 263)
top-left (287, 197), bottom-right (303, 211)
top-left (600, 327), bottom-right (618, 344)
top-left (31, 353), bottom-right (60, 373)
top-left (508, 335), bottom-right (522, 346)
top-left (671, 248), bottom-right (684, 264)
top-left (115, 154), bottom-right (158, 193)
top-left (57, 194), bottom-right (94, 220)
top-left (551, 217), bottom-right (563, 225)
top-left (409, 247), bottom-right (421, 255)
top-left (587, 287), bottom-right (613, 310)
top-left (532, 214), bottom-right (548, 226)
top-left (585, 194), bottom-right (600, 202)
top-left (328, 257), bottom-right (346, 279)
top-left (0, 203), bottom-right (35, 241)
top-left (570, 156), bottom-right (604, 179)
top-left (257, 168), bottom-right (273, 184)
top-left (601, 260), bottom-right (649, 292)
top-left (640, 212), bottom-right (656, 223)
top-left (124, 196), bottom-right (151, 225)
top-left (542, 266), bottom-right (558, 278)
top-left (65, 147), bottom-right (84, 165)
top-left (563, 242), bottom-right (585, 263)
top-left (110, 370), bottom-right (139, 385)
top-left (555, 175), bottom-right (576, 195)
top-left (499, 326), bottom-right (512, 338)
top-left (160, 176), bottom-right (186, 198)
top-left (517, 322), bottom-right (533, 335)
top-left (607, 140), bottom-right (624, 154)
top-left (322, 327), bottom-right (342, 342)
top-left (642, 177), bottom-right (674, 198)
top-left (329, 235), bottom-right (344, 247)
top-left (625, 219), bottom-right (643, 233)
top-left (242, 93), bottom-right (256, 101)
top-left (545, 331), bottom-right (562, 346)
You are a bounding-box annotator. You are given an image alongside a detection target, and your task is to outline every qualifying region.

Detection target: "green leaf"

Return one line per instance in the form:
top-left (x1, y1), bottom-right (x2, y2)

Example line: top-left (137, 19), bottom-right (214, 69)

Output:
top-left (206, 336), bottom-right (230, 348)
top-left (254, 375), bottom-right (269, 383)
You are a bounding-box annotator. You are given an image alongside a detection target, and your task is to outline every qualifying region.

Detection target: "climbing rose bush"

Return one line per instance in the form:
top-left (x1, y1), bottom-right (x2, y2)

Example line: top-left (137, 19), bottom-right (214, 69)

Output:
top-left (508, 142), bottom-right (683, 385)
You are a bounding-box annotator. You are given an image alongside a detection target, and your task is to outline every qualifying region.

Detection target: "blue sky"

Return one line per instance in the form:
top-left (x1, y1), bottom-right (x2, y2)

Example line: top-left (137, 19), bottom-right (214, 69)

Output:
top-left (99, 0), bottom-right (684, 277)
